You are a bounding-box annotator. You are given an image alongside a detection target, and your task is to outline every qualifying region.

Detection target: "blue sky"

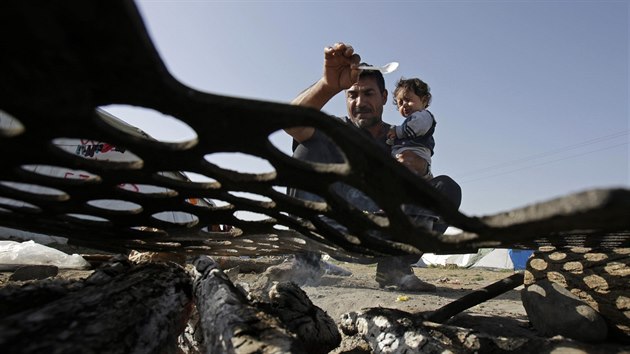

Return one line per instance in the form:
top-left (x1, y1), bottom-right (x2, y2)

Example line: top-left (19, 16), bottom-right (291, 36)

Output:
top-left (109, 0), bottom-right (629, 217)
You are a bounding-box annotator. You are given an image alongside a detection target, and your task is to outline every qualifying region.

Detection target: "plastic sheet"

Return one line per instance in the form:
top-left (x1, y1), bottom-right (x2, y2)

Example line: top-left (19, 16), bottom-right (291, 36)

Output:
top-left (0, 240), bottom-right (90, 270)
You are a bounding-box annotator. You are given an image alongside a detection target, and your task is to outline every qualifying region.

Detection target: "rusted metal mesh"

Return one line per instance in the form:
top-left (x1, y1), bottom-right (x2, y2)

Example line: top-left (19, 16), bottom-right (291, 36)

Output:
top-left (1, 2), bottom-right (628, 262)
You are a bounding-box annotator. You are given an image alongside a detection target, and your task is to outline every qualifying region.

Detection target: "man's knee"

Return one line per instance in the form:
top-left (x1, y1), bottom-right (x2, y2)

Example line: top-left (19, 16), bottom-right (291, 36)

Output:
top-left (429, 175), bottom-right (462, 208)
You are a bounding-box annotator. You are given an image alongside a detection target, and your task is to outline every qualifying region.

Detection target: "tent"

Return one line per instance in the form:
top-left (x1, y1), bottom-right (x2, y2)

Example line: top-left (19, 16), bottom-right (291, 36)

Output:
top-left (469, 248), bottom-right (532, 270)
top-left (413, 227), bottom-right (533, 270)
top-left (417, 248), bottom-right (533, 270)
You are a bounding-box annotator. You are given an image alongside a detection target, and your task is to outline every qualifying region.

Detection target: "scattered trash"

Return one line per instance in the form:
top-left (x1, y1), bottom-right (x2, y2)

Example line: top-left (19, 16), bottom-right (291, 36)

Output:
top-left (437, 277), bottom-right (461, 284)
top-left (396, 295), bottom-right (410, 302)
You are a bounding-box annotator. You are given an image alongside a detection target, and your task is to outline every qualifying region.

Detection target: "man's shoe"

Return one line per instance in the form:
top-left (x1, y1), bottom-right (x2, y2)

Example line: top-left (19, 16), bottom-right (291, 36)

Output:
top-left (398, 274), bottom-right (437, 292)
top-left (376, 272), bottom-right (436, 292)
top-left (375, 255), bottom-right (436, 292)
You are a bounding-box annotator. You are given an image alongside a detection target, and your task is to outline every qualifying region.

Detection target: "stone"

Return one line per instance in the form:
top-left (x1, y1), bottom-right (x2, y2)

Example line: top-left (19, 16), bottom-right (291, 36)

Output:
top-left (9, 265), bottom-right (59, 281)
top-left (521, 280), bottom-right (608, 342)
top-left (525, 247), bottom-right (630, 340)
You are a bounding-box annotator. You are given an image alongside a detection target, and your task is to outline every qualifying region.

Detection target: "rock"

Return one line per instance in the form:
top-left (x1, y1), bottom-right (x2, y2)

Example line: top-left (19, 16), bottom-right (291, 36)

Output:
top-left (522, 279), bottom-right (608, 342)
top-left (9, 265), bottom-right (59, 281)
top-left (525, 247), bottom-right (630, 341)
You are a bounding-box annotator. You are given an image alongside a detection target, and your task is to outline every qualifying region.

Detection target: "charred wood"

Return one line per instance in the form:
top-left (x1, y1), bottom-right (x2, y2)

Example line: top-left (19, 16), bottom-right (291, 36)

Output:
top-left (264, 282), bottom-right (341, 353)
top-left (213, 256), bottom-right (285, 273)
top-left (0, 255), bottom-right (129, 318)
top-left (0, 261), bottom-right (192, 354)
top-left (192, 256), bottom-right (303, 353)
top-left (426, 272), bottom-right (524, 323)
top-left (339, 307), bottom-right (629, 353)
top-left (191, 256), bottom-right (340, 354)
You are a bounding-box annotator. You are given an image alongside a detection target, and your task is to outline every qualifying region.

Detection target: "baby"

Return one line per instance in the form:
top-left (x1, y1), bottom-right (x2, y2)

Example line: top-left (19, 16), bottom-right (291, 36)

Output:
top-left (387, 78), bottom-right (436, 180)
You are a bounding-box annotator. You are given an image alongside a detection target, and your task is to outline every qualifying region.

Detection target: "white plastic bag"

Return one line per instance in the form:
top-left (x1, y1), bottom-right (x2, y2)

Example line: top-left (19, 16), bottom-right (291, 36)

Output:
top-left (0, 240), bottom-right (90, 269)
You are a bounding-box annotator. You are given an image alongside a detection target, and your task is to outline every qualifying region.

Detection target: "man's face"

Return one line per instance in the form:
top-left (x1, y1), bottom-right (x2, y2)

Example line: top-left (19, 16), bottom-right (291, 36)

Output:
top-left (345, 77), bottom-right (388, 129)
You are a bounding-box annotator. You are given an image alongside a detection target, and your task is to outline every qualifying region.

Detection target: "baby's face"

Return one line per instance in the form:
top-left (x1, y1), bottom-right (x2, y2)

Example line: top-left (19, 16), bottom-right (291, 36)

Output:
top-left (395, 89), bottom-right (427, 117)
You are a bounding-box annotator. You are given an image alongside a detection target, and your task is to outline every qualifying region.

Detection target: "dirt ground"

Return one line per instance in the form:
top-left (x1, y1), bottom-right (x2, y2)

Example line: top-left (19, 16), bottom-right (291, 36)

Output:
top-left (0, 261), bottom-right (530, 337)
top-left (3, 258), bottom-right (627, 352)
top-left (236, 261), bottom-right (535, 339)
top-left (236, 260), bottom-right (629, 352)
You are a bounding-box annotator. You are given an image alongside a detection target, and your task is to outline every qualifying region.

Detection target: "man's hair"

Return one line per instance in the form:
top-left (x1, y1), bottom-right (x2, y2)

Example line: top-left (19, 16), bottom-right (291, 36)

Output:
top-left (393, 77), bottom-right (432, 108)
top-left (358, 63), bottom-right (386, 93)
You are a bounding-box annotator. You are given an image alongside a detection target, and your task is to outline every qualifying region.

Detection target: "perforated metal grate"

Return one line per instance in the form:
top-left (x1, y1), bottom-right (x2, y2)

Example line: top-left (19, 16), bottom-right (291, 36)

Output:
top-left (1, 2), bottom-right (628, 261)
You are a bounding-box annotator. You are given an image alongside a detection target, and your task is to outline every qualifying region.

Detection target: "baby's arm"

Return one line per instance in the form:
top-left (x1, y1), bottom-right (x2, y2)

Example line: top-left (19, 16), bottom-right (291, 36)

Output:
top-left (395, 110), bottom-right (433, 139)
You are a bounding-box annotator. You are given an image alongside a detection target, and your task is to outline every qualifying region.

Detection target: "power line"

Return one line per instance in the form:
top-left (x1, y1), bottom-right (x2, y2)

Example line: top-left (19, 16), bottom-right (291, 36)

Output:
top-left (458, 130), bottom-right (628, 179)
top-left (459, 141), bottom-right (628, 184)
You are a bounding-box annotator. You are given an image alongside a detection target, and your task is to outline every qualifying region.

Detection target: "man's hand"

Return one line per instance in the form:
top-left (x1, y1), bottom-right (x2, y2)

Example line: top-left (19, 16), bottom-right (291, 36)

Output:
top-left (288, 42), bottom-right (361, 143)
top-left (395, 150), bottom-right (429, 177)
top-left (386, 128), bottom-right (396, 146)
top-left (322, 42), bottom-right (361, 93)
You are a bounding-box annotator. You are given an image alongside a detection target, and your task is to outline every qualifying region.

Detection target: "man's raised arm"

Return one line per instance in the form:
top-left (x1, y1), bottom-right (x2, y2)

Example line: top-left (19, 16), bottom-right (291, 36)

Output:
top-left (285, 43), bottom-right (360, 143)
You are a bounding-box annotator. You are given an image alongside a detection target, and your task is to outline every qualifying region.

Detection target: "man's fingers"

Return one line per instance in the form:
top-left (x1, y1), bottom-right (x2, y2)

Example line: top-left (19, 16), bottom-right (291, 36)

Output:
top-left (324, 45), bottom-right (335, 58)
top-left (326, 43), bottom-right (358, 58)
top-left (325, 42), bottom-right (345, 57)
top-left (350, 53), bottom-right (361, 65)
top-left (343, 45), bottom-right (353, 57)
top-left (333, 42), bottom-right (346, 50)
